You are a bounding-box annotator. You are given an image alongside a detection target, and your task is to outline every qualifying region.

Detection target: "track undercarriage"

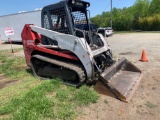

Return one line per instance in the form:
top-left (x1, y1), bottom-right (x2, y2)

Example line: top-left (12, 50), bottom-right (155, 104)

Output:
top-left (31, 55), bottom-right (86, 87)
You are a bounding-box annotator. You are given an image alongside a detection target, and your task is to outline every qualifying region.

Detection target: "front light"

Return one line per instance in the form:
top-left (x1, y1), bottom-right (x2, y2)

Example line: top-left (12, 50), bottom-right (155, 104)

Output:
top-left (72, 0), bottom-right (75, 4)
top-left (86, 3), bottom-right (89, 7)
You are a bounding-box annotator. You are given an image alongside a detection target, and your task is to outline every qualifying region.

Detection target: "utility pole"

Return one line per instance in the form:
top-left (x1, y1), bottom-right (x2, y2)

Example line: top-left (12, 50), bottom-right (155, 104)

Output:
top-left (111, 0), bottom-right (112, 28)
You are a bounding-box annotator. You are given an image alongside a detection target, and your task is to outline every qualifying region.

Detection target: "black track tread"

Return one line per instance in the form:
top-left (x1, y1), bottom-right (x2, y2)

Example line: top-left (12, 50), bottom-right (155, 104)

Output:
top-left (32, 55), bottom-right (86, 87)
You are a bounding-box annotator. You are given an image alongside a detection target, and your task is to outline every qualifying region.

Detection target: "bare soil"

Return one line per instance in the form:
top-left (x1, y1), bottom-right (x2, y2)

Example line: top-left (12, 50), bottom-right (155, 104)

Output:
top-left (0, 42), bottom-right (23, 50)
top-left (0, 74), bottom-right (18, 89)
top-left (77, 33), bottom-right (160, 120)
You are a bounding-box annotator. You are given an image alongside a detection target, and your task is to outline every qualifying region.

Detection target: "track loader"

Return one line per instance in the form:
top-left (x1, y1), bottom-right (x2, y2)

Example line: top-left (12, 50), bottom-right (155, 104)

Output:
top-left (21, 0), bottom-right (142, 102)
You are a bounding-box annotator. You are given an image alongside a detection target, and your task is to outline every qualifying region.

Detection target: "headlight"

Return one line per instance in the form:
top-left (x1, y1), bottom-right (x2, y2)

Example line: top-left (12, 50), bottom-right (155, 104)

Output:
top-left (86, 3), bottom-right (89, 7)
top-left (72, 0), bottom-right (75, 4)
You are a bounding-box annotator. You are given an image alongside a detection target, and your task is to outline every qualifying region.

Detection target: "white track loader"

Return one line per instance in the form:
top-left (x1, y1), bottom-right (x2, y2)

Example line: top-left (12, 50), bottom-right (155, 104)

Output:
top-left (22, 0), bottom-right (142, 102)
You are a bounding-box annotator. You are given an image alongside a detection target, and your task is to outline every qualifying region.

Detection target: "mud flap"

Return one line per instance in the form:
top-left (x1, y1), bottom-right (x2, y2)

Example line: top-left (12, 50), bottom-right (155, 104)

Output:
top-left (99, 57), bottom-right (142, 102)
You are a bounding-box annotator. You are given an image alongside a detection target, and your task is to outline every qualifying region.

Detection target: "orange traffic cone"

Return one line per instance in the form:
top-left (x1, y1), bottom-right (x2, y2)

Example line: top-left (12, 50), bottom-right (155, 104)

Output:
top-left (139, 50), bottom-right (148, 62)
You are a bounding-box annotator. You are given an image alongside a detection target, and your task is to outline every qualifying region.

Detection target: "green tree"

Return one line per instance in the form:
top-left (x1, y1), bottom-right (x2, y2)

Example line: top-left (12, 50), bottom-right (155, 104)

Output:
top-left (148, 0), bottom-right (160, 15)
top-left (132, 0), bottom-right (150, 29)
top-left (90, 0), bottom-right (160, 31)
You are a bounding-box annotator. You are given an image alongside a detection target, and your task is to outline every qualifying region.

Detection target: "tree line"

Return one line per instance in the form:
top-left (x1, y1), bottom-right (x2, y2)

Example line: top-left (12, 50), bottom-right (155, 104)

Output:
top-left (90, 0), bottom-right (160, 31)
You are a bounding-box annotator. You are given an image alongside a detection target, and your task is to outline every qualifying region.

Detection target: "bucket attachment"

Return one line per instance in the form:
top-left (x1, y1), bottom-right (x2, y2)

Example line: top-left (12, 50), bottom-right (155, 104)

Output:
top-left (99, 57), bottom-right (142, 102)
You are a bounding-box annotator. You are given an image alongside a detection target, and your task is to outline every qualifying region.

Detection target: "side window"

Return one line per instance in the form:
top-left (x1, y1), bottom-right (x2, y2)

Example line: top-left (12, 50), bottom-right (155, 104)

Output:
top-left (51, 15), bottom-right (58, 24)
top-left (51, 15), bottom-right (58, 28)
top-left (49, 7), bottom-right (70, 34)
top-left (43, 13), bottom-right (50, 29)
top-left (72, 11), bottom-right (87, 25)
top-left (72, 11), bottom-right (88, 31)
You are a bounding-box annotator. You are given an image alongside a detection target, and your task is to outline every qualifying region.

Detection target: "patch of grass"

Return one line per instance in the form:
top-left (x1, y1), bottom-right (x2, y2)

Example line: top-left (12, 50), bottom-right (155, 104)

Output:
top-left (0, 48), bottom-right (99, 120)
top-left (56, 89), bottom-right (70, 102)
top-left (0, 50), bottom-right (25, 79)
top-left (0, 80), bottom-right (60, 119)
top-left (12, 80), bottom-right (60, 120)
top-left (73, 86), bottom-right (99, 106)
top-left (145, 101), bottom-right (158, 109)
top-left (55, 102), bottom-right (75, 120)
top-left (0, 81), bottom-right (98, 120)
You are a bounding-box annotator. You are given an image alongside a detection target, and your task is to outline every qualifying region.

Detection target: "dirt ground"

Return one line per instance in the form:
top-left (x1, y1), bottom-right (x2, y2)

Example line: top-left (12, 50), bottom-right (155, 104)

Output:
top-left (0, 33), bottom-right (160, 120)
top-left (0, 74), bottom-right (18, 89)
top-left (0, 41), bottom-right (23, 50)
top-left (77, 33), bottom-right (160, 120)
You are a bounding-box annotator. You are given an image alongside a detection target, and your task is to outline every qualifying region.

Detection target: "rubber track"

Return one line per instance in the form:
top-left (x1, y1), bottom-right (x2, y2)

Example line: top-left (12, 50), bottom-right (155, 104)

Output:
top-left (32, 55), bottom-right (86, 87)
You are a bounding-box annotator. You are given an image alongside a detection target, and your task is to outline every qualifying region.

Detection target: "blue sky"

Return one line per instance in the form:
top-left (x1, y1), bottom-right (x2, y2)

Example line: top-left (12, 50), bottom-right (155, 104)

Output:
top-left (0, 0), bottom-right (136, 17)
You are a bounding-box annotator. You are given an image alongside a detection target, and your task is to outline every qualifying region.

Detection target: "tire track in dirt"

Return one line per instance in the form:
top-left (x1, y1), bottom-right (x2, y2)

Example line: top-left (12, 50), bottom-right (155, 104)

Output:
top-left (0, 74), bottom-right (18, 89)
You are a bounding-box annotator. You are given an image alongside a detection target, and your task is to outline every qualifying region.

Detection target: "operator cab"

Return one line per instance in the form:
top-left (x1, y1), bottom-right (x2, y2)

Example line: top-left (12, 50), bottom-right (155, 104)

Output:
top-left (41, 0), bottom-right (103, 47)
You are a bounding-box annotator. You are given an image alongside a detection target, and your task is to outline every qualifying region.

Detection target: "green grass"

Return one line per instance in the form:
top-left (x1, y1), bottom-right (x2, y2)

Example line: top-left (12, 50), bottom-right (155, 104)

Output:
top-left (73, 86), bottom-right (98, 106)
top-left (0, 49), bottom-right (99, 120)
